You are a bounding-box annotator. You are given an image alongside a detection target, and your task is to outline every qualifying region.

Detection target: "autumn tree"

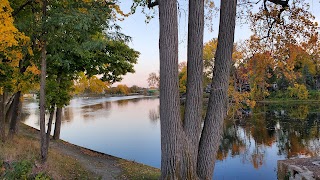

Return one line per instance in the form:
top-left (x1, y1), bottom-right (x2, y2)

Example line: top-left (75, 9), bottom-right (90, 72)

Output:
top-left (0, 0), bottom-right (32, 142)
top-left (73, 72), bottom-right (109, 95)
top-left (178, 62), bottom-right (187, 94)
top-left (114, 84), bottom-right (130, 95)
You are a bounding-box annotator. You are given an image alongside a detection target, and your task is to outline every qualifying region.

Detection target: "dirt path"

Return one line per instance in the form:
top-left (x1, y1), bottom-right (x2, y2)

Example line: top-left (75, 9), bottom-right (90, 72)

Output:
top-left (20, 124), bottom-right (124, 180)
top-left (51, 140), bottom-right (123, 180)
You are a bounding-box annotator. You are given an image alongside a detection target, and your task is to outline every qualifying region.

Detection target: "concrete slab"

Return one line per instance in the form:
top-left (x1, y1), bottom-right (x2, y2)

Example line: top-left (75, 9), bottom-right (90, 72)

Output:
top-left (278, 158), bottom-right (320, 180)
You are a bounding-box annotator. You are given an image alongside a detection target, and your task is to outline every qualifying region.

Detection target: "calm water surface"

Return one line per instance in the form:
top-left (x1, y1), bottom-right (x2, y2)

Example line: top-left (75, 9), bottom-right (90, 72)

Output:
top-left (22, 96), bottom-right (320, 179)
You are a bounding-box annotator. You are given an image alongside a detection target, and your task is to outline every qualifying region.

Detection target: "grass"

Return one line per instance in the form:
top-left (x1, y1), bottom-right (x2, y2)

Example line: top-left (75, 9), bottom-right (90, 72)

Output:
top-left (117, 159), bottom-right (160, 180)
top-left (0, 131), bottom-right (100, 179)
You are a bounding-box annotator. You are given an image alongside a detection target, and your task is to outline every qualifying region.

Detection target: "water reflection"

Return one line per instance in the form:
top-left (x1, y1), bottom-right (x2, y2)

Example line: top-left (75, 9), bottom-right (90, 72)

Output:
top-left (214, 103), bottom-right (320, 179)
top-left (149, 106), bottom-right (160, 123)
top-left (117, 99), bottom-right (129, 107)
top-left (22, 96), bottom-right (161, 168)
top-left (21, 98), bottom-right (320, 179)
top-left (63, 107), bottom-right (73, 123)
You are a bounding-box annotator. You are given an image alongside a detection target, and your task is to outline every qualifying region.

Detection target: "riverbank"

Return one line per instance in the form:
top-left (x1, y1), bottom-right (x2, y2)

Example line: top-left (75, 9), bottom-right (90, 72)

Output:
top-left (0, 123), bottom-right (160, 179)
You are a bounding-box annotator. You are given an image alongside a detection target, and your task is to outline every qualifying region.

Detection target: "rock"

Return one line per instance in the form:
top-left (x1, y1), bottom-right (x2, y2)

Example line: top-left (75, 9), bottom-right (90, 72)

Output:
top-left (278, 158), bottom-right (320, 180)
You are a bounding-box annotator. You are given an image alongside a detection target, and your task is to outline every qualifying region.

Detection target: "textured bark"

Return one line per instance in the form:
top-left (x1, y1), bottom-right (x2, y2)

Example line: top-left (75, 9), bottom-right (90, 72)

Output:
top-left (9, 91), bottom-right (22, 137)
top-left (0, 94), bottom-right (5, 142)
top-left (5, 97), bottom-right (14, 123)
top-left (183, 0), bottom-right (204, 177)
top-left (197, 0), bottom-right (237, 179)
top-left (158, 0), bottom-right (183, 179)
top-left (46, 108), bottom-right (55, 151)
top-left (40, 0), bottom-right (48, 163)
top-left (53, 107), bottom-right (62, 140)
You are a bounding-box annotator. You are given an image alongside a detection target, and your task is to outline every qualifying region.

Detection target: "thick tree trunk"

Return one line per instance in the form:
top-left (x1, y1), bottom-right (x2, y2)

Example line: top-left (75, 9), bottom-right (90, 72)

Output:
top-left (0, 93), bottom-right (5, 142)
top-left (53, 107), bottom-right (62, 140)
top-left (197, 0), bottom-right (237, 179)
top-left (9, 91), bottom-right (22, 137)
top-left (46, 108), bottom-right (55, 151)
top-left (158, 0), bottom-right (183, 179)
top-left (183, 0), bottom-right (204, 177)
top-left (40, 0), bottom-right (48, 163)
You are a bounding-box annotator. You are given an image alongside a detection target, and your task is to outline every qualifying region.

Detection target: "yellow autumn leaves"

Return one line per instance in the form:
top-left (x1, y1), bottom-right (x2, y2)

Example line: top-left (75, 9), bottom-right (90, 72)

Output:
top-left (0, 0), bottom-right (37, 94)
top-left (0, 0), bottom-right (31, 66)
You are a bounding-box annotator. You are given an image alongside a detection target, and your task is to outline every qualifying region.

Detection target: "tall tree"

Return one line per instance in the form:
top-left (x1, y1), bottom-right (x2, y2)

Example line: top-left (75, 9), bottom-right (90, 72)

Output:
top-left (39, 0), bottom-right (48, 162)
top-left (158, 0), bottom-right (182, 178)
top-left (152, 0), bottom-right (236, 178)
top-left (0, 0), bottom-right (32, 142)
top-left (197, 1), bottom-right (237, 178)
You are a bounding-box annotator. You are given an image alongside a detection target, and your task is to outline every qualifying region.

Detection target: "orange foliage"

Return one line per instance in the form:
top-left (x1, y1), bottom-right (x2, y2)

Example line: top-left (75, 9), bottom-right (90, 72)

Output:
top-left (0, 0), bottom-right (31, 65)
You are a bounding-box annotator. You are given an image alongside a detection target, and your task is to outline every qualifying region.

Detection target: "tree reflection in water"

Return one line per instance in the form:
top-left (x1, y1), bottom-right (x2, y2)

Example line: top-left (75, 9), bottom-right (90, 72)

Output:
top-left (117, 99), bottom-right (129, 107)
top-left (217, 103), bottom-right (320, 169)
top-left (63, 107), bottom-right (74, 123)
top-left (149, 106), bottom-right (160, 123)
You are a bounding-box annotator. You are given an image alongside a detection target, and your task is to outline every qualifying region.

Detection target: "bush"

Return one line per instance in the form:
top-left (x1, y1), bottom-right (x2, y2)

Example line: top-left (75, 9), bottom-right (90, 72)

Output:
top-left (4, 160), bottom-right (32, 180)
top-left (287, 84), bottom-right (309, 100)
top-left (309, 90), bottom-right (320, 100)
top-left (35, 173), bottom-right (51, 180)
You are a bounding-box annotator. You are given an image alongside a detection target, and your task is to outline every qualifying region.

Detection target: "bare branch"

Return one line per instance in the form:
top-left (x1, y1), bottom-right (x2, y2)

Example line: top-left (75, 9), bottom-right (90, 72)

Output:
top-left (260, 0), bottom-right (289, 40)
top-left (267, 0), bottom-right (289, 7)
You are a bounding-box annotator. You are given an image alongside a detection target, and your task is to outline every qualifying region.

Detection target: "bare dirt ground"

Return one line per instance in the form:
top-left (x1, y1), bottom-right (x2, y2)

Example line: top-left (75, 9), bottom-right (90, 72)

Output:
top-left (20, 124), bottom-right (124, 180)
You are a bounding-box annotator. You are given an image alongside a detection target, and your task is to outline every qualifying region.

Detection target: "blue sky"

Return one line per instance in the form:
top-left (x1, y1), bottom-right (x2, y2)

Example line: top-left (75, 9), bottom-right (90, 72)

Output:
top-left (113, 1), bottom-right (320, 88)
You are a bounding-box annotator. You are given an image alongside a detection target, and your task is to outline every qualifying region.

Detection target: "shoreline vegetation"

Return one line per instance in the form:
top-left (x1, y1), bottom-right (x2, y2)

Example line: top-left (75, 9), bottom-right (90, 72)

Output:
top-left (0, 123), bottom-right (160, 180)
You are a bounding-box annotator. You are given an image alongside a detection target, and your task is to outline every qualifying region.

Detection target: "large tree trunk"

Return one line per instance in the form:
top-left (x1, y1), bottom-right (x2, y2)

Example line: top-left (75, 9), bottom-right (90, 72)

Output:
top-left (158, 0), bottom-right (183, 179)
top-left (197, 0), bottom-right (237, 179)
top-left (9, 91), bottom-right (22, 137)
top-left (0, 93), bottom-right (5, 142)
top-left (183, 0), bottom-right (204, 177)
top-left (40, 0), bottom-right (48, 163)
top-left (53, 107), bottom-right (62, 140)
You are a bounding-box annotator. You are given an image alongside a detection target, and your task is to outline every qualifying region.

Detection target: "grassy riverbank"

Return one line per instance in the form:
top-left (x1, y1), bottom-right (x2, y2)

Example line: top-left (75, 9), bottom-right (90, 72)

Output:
top-left (0, 124), bottom-right (160, 180)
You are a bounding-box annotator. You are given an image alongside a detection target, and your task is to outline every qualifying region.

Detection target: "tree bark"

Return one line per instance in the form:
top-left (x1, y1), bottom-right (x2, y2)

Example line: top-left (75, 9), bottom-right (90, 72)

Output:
top-left (53, 107), bottom-right (62, 140)
top-left (158, 0), bottom-right (183, 179)
top-left (40, 0), bottom-right (48, 163)
top-left (197, 0), bottom-right (237, 179)
top-left (183, 0), bottom-right (204, 177)
top-left (5, 94), bottom-right (15, 123)
top-left (46, 107), bottom-right (55, 151)
top-left (9, 91), bottom-right (22, 137)
top-left (0, 93), bottom-right (5, 142)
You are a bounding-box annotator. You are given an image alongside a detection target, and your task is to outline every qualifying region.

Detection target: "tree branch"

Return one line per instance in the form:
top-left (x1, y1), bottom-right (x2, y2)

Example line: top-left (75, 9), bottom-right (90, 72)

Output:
top-left (260, 0), bottom-right (288, 39)
top-left (147, 0), bottom-right (158, 8)
top-left (267, 0), bottom-right (289, 7)
top-left (13, 0), bottom-right (33, 17)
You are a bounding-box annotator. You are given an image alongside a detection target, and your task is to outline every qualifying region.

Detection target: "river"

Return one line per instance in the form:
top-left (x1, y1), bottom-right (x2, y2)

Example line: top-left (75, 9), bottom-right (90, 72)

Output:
top-left (21, 96), bottom-right (320, 179)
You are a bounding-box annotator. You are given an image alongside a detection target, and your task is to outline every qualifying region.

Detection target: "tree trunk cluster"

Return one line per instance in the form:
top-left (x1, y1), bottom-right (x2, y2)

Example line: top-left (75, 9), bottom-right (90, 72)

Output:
top-left (158, 0), bottom-right (237, 179)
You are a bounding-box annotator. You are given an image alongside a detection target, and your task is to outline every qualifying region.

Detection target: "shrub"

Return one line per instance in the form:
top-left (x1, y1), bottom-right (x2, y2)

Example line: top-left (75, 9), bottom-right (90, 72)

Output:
top-left (287, 84), bottom-right (309, 100)
top-left (309, 90), bottom-right (320, 100)
top-left (4, 160), bottom-right (32, 180)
